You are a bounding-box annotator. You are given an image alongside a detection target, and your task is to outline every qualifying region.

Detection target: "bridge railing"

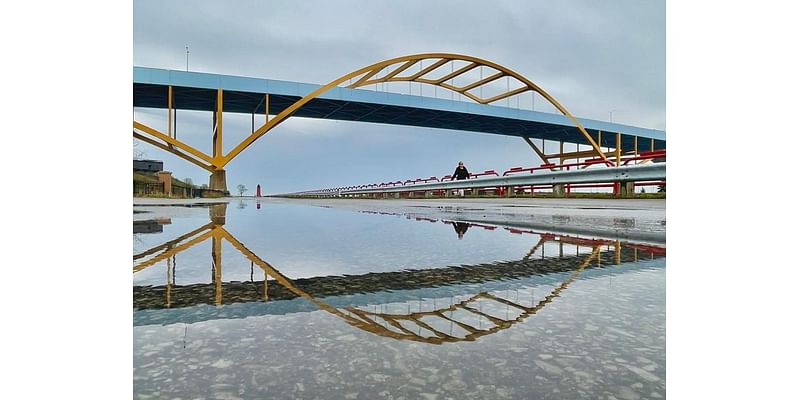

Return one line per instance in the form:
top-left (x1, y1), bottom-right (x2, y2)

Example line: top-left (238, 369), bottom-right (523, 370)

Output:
top-left (290, 152), bottom-right (666, 197)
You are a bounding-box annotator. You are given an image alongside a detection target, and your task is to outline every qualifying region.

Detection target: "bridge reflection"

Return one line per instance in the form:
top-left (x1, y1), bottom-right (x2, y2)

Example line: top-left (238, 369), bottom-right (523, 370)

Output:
top-left (133, 203), bottom-right (665, 344)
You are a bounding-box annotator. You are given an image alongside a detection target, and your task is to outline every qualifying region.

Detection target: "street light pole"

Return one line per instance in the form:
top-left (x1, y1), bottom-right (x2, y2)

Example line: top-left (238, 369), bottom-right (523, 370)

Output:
top-left (609, 109), bottom-right (618, 123)
top-left (185, 46), bottom-right (189, 71)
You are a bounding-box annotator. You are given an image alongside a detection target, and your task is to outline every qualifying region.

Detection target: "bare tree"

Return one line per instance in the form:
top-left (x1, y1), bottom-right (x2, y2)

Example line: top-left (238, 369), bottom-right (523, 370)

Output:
top-left (237, 184), bottom-right (247, 196)
top-left (133, 139), bottom-right (147, 160)
top-left (184, 178), bottom-right (193, 187)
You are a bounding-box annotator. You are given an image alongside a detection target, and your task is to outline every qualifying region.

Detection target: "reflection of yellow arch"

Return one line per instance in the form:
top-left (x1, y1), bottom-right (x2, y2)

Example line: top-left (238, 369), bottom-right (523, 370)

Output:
top-left (339, 247), bottom-right (599, 344)
top-left (134, 53), bottom-right (609, 177)
top-left (133, 209), bottom-right (606, 344)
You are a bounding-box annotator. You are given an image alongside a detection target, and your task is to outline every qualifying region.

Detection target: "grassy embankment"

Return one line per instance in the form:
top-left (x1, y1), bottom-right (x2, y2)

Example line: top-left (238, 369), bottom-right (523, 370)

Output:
top-left (133, 172), bottom-right (206, 198)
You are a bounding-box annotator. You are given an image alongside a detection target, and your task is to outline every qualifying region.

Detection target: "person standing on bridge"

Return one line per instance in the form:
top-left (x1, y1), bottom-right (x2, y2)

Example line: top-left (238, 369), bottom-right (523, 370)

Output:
top-left (451, 161), bottom-right (470, 196)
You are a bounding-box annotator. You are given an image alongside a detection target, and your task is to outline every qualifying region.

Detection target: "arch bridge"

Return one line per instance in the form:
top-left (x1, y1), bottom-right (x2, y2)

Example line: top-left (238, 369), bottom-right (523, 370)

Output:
top-left (134, 53), bottom-right (666, 191)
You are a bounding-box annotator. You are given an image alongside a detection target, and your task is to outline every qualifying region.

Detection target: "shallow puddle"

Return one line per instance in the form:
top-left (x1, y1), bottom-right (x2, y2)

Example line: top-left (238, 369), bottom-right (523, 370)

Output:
top-left (133, 199), bottom-right (665, 399)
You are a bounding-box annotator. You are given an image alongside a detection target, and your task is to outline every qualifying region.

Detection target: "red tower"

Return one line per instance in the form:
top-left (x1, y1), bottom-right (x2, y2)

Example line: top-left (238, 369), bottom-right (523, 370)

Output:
top-left (256, 184), bottom-right (261, 197)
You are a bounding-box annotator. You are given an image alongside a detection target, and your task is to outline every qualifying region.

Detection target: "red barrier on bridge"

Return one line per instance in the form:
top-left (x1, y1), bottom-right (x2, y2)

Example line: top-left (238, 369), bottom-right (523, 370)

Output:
top-left (465, 170), bottom-right (500, 195)
top-left (506, 227), bottom-right (535, 235)
top-left (470, 170), bottom-right (499, 179)
top-left (316, 151), bottom-right (665, 198)
top-left (623, 150), bottom-right (666, 165)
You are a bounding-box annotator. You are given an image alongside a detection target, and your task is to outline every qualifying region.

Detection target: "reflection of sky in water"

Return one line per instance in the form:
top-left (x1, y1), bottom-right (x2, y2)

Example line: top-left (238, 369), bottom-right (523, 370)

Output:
top-left (134, 264), bottom-right (665, 399)
top-left (134, 201), bottom-right (597, 286)
top-left (133, 200), bottom-right (665, 399)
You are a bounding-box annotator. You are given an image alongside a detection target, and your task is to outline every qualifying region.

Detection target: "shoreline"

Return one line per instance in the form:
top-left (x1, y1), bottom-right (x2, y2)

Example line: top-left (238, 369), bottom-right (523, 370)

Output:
top-left (134, 197), bottom-right (666, 244)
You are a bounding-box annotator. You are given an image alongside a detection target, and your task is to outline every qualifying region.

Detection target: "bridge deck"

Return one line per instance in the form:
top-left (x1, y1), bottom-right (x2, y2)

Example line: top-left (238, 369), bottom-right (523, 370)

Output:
top-left (134, 67), bottom-right (665, 152)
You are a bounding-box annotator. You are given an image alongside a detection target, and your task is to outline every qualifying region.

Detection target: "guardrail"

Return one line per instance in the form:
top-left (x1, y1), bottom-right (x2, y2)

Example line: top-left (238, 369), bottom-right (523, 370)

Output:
top-left (285, 151), bottom-right (666, 198)
top-left (290, 162), bottom-right (666, 198)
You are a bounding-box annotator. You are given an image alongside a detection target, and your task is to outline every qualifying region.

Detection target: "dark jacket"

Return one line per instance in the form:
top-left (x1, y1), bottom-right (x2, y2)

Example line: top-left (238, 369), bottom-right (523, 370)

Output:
top-left (452, 166), bottom-right (469, 180)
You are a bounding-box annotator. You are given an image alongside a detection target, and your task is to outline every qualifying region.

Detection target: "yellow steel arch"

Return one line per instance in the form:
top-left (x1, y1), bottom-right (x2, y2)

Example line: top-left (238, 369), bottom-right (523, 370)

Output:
top-left (222, 53), bottom-right (608, 168)
top-left (133, 53), bottom-right (609, 184)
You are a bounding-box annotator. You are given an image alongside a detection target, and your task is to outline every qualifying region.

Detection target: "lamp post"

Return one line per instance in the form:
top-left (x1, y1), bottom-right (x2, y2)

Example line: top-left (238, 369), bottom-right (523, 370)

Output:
top-left (185, 46), bottom-right (189, 71)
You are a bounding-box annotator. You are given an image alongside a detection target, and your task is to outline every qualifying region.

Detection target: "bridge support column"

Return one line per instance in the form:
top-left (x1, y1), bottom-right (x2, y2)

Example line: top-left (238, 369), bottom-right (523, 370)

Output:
top-left (553, 183), bottom-right (566, 197)
top-left (505, 186), bottom-right (514, 198)
top-left (209, 170), bottom-right (227, 192)
top-left (617, 182), bottom-right (635, 197)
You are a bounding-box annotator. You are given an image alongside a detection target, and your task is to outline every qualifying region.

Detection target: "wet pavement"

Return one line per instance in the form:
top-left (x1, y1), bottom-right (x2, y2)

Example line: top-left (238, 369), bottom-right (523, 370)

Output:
top-left (133, 198), bottom-right (665, 399)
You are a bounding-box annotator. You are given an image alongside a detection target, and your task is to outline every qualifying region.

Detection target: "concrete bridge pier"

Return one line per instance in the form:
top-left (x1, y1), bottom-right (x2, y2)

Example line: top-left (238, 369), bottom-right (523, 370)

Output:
top-left (209, 170), bottom-right (227, 192)
top-left (617, 181), bottom-right (636, 197)
top-left (553, 184), bottom-right (566, 197)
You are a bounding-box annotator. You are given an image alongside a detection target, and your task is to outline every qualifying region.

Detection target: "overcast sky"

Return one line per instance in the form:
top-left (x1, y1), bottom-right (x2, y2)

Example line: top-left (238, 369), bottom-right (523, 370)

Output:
top-left (133, 0), bottom-right (665, 194)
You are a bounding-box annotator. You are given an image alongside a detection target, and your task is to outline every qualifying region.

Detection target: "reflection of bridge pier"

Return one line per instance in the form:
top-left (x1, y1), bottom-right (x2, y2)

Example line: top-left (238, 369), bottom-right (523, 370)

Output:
top-left (134, 208), bottom-right (665, 344)
top-left (209, 203), bottom-right (227, 305)
top-left (212, 232), bottom-right (222, 305)
top-left (165, 256), bottom-right (172, 308)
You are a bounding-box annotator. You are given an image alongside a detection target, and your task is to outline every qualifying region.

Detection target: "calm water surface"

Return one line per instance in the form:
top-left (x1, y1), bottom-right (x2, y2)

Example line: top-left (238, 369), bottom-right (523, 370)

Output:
top-left (133, 199), bottom-right (665, 399)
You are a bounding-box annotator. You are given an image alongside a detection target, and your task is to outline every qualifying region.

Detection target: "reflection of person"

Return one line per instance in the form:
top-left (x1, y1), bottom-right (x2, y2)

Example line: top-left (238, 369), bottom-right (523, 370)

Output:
top-left (453, 222), bottom-right (470, 239)
top-left (451, 161), bottom-right (470, 197)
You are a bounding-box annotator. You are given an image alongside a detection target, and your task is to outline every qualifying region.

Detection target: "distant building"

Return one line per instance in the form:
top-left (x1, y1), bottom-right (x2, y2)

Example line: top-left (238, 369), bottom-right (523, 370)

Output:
top-left (133, 218), bottom-right (171, 234)
top-left (134, 159), bottom-right (163, 173)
